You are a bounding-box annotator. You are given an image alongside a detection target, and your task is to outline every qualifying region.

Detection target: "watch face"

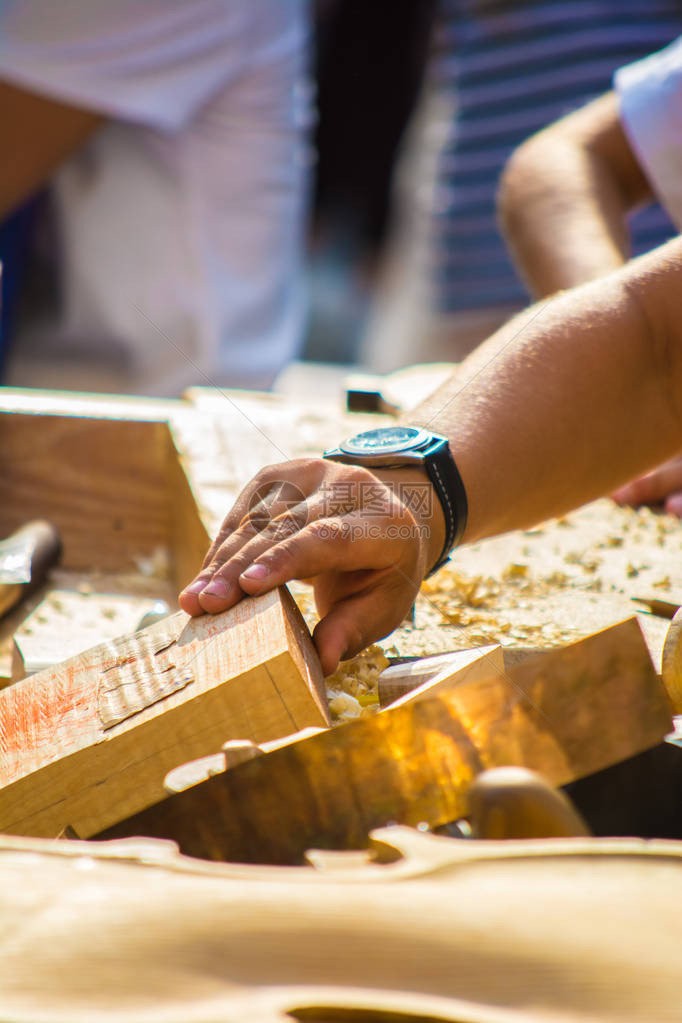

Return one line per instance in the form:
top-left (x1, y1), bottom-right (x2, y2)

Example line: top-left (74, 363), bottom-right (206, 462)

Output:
top-left (339, 426), bottom-right (430, 457)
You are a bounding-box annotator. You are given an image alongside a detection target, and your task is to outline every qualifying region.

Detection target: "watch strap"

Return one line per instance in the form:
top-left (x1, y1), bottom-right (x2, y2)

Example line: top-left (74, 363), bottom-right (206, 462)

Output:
top-left (422, 435), bottom-right (468, 575)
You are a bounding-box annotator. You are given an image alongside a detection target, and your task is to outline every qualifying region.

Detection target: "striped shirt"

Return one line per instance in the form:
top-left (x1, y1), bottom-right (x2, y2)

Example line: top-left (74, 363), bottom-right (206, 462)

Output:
top-left (428, 0), bottom-right (682, 312)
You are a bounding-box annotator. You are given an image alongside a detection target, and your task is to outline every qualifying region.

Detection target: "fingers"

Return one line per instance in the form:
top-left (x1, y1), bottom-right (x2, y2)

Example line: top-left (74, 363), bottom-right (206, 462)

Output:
top-left (178, 458), bottom-right (430, 675)
top-left (200, 459), bottom-right (325, 567)
top-left (665, 491), bottom-right (682, 517)
top-left (179, 459), bottom-right (326, 615)
top-left (312, 577), bottom-right (417, 676)
top-left (178, 572), bottom-right (242, 616)
top-left (611, 454), bottom-right (682, 509)
top-left (179, 512), bottom-right (262, 615)
top-left (194, 512), bottom-right (409, 616)
top-left (180, 459), bottom-right (423, 617)
top-left (179, 514), bottom-right (296, 615)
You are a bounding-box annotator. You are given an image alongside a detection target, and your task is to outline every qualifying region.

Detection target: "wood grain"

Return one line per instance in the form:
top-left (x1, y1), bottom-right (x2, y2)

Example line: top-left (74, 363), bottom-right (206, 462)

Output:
top-left (101, 618), bottom-right (671, 864)
top-left (4, 827), bottom-right (682, 1022)
top-left (378, 644), bottom-right (503, 707)
top-left (0, 410), bottom-right (172, 573)
top-left (10, 587), bottom-right (174, 682)
top-left (0, 588), bottom-right (328, 839)
top-left (662, 608), bottom-right (682, 714)
top-left (166, 422), bottom-right (213, 592)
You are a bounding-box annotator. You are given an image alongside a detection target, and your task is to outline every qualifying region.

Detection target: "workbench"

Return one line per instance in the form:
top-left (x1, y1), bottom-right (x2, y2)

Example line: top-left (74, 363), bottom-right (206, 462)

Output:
top-left (2, 380), bottom-right (680, 690)
top-left (2, 382), bottom-right (682, 1023)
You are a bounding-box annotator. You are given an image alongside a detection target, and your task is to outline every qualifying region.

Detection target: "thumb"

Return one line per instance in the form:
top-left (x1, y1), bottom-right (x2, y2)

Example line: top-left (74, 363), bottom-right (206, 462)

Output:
top-left (312, 582), bottom-right (414, 676)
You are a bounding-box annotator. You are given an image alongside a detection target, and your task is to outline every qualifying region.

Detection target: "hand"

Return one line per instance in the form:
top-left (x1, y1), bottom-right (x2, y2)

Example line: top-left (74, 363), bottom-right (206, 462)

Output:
top-left (178, 457), bottom-right (443, 675)
top-left (611, 454), bottom-right (682, 517)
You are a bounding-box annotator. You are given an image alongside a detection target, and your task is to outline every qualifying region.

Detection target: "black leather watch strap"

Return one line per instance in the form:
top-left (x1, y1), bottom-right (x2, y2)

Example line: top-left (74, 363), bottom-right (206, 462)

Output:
top-left (421, 435), bottom-right (468, 575)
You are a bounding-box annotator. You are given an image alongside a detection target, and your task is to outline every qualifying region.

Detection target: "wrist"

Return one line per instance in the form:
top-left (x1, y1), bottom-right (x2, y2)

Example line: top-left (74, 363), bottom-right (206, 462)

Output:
top-left (323, 426), bottom-right (466, 576)
top-left (371, 465), bottom-right (446, 577)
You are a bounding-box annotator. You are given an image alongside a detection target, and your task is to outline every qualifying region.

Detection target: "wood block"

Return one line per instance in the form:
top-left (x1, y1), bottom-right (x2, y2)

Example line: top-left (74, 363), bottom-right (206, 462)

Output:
top-left (378, 645), bottom-right (503, 707)
top-left (0, 587), bottom-right (329, 839)
top-left (100, 618), bottom-right (671, 864)
top-left (345, 373), bottom-right (399, 415)
top-left (0, 410), bottom-right (172, 574)
top-left (378, 646), bottom-right (547, 708)
top-left (345, 363), bottom-right (456, 416)
top-left (10, 589), bottom-right (172, 682)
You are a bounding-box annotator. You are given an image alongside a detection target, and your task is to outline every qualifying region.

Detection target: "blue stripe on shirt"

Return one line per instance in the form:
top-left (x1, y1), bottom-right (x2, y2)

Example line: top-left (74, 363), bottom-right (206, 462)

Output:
top-left (426, 0), bottom-right (682, 313)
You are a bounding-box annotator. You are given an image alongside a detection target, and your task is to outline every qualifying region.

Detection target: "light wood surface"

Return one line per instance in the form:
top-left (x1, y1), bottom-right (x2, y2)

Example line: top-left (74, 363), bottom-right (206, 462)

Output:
top-left (3, 826), bottom-right (682, 1022)
top-left (10, 587), bottom-right (172, 681)
top-left (0, 588), bottom-right (328, 839)
top-left (6, 383), bottom-right (680, 668)
top-left (0, 408), bottom-right (172, 574)
top-left (0, 390), bottom-right (210, 685)
top-left (101, 618), bottom-right (670, 863)
top-left (378, 644), bottom-right (503, 707)
top-left (662, 608), bottom-right (682, 714)
top-left (169, 386), bottom-right (682, 677)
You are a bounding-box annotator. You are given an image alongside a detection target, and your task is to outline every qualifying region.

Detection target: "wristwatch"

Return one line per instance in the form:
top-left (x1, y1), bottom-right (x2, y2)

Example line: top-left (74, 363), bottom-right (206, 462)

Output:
top-left (323, 425), bottom-right (467, 574)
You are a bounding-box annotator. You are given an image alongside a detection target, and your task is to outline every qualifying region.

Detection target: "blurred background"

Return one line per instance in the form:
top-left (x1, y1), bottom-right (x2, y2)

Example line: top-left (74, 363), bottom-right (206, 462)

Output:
top-left (1, 0), bottom-right (680, 397)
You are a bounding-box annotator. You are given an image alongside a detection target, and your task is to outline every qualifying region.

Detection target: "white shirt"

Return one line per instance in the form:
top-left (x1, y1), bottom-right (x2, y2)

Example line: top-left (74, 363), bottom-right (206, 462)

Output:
top-left (0, 0), bottom-right (311, 393)
top-left (615, 36), bottom-right (682, 231)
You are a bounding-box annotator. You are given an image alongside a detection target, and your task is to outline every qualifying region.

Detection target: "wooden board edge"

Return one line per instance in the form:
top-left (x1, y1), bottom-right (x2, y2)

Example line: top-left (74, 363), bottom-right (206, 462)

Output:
top-left (278, 586), bottom-right (330, 726)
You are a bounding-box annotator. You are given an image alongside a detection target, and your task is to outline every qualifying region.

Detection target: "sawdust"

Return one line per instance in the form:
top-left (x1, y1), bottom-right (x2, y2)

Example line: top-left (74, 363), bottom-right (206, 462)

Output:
top-left (173, 392), bottom-right (682, 720)
top-left (325, 645), bottom-right (389, 722)
top-left (295, 499), bottom-right (682, 720)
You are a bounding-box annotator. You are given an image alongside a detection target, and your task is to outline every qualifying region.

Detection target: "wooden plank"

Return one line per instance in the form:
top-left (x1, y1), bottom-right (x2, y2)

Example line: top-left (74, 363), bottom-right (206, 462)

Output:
top-left (100, 617), bottom-right (672, 864)
top-left (0, 410), bottom-right (173, 573)
top-left (0, 387), bottom-right (181, 421)
top-left (662, 608), bottom-right (682, 714)
top-left (4, 828), bottom-right (682, 1023)
top-left (0, 587), bottom-right (329, 839)
top-left (166, 424), bottom-right (213, 593)
top-left (378, 645), bottom-right (503, 707)
top-left (10, 588), bottom-right (173, 682)
top-left (344, 363), bottom-right (456, 415)
top-left (0, 390), bottom-right (212, 585)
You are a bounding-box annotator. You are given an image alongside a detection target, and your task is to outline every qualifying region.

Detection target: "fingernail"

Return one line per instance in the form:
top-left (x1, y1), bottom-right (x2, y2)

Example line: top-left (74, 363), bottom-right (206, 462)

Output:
top-left (181, 579), bottom-right (207, 596)
top-left (665, 493), bottom-right (682, 517)
top-left (200, 579), bottom-right (231, 598)
top-left (240, 563), bottom-right (269, 581)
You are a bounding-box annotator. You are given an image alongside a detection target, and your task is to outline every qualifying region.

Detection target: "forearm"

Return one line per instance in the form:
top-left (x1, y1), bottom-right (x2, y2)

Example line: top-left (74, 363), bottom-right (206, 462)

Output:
top-left (498, 93), bottom-right (652, 297)
top-left (0, 80), bottom-right (101, 218)
top-left (179, 242), bottom-right (681, 670)
top-left (412, 237), bottom-right (682, 542)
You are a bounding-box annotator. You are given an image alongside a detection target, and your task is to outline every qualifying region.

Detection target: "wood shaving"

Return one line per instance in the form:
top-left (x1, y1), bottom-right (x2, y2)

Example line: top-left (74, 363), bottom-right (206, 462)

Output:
top-left (285, 499), bottom-right (682, 716)
top-left (325, 644), bottom-right (389, 722)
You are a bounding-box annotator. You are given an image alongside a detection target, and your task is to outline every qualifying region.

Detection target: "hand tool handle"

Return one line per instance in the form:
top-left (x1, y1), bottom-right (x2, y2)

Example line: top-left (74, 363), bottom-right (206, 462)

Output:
top-left (468, 767), bottom-right (591, 839)
top-left (0, 520), bottom-right (62, 619)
